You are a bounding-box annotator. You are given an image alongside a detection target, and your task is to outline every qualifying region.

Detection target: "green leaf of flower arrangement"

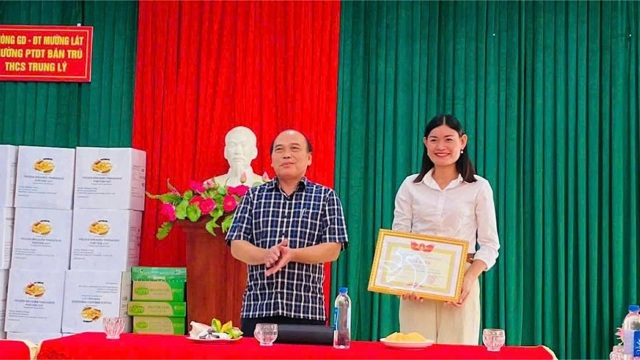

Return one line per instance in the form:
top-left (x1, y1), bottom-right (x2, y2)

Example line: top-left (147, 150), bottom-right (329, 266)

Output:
top-left (159, 193), bottom-right (182, 204)
top-left (156, 222), bottom-right (173, 240)
top-left (221, 214), bottom-right (234, 233)
top-left (204, 188), bottom-right (217, 198)
top-left (210, 207), bottom-right (223, 223)
top-left (175, 200), bottom-right (188, 219)
top-left (186, 204), bottom-right (201, 222)
top-left (182, 190), bottom-right (194, 202)
top-left (145, 191), bottom-right (182, 204)
top-left (205, 219), bottom-right (219, 236)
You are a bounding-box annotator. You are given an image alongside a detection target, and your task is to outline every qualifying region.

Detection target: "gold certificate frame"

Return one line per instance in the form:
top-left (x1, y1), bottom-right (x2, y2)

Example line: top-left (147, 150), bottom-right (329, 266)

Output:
top-left (368, 229), bottom-right (469, 302)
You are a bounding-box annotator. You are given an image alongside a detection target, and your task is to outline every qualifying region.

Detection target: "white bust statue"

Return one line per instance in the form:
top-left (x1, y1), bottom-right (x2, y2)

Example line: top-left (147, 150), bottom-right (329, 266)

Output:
top-left (213, 126), bottom-right (264, 187)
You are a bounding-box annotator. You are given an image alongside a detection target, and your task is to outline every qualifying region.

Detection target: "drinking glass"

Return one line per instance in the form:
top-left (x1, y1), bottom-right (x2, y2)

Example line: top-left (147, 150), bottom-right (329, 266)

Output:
top-left (482, 328), bottom-right (505, 351)
top-left (254, 323), bottom-right (278, 346)
top-left (103, 316), bottom-right (126, 339)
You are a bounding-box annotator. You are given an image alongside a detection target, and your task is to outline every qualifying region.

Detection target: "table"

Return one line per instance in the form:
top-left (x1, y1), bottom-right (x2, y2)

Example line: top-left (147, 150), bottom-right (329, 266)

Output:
top-left (38, 332), bottom-right (556, 359)
top-left (0, 339), bottom-right (32, 360)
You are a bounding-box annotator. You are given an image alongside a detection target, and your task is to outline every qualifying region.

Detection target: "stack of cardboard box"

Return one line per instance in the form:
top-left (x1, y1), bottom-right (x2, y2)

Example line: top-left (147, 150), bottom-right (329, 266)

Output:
top-left (5, 146), bottom-right (76, 343)
top-left (62, 147), bottom-right (146, 336)
top-left (2, 146), bottom-right (147, 345)
top-left (129, 266), bottom-right (187, 335)
top-left (0, 145), bottom-right (17, 339)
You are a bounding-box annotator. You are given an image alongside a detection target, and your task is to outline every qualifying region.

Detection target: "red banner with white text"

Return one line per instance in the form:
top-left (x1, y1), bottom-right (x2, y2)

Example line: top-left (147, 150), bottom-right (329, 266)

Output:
top-left (0, 25), bottom-right (93, 82)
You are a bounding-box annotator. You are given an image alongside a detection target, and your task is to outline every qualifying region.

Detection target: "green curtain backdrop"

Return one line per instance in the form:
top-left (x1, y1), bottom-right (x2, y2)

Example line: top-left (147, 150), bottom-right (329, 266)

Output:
top-left (0, 0), bottom-right (137, 147)
top-left (333, 1), bottom-right (639, 359)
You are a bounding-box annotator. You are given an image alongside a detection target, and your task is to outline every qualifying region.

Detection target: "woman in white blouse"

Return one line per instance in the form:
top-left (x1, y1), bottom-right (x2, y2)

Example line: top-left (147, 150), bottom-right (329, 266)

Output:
top-left (392, 114), bottom-right (500, 345)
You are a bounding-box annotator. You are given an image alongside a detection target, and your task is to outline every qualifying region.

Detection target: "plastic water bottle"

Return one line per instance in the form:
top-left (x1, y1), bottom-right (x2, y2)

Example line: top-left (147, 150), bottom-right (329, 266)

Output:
top-left (622, 304), bottom-right (640, 360)
top-left (333, 286), bottom-right (351, 349)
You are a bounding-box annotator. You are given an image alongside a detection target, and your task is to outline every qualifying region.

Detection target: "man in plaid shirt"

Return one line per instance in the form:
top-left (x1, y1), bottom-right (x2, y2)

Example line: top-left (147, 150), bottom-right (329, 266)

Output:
top-left (226, 129), bottom-right (349, 336)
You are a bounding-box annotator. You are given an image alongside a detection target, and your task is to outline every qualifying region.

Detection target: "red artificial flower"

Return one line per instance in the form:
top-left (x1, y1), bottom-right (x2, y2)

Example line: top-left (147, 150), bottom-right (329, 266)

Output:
top-left (199, 198), bottom-right (215, 214)
top-left (160, 203), bottom-right (177, 221)
top-left (189, 180), bottom-right (206, 193)
top-left (223, 195), bottom-right (238, 212)
top-left (227, 185), bottom-right (250, 197)
top-left (189, 195), bottom-right (204, 205)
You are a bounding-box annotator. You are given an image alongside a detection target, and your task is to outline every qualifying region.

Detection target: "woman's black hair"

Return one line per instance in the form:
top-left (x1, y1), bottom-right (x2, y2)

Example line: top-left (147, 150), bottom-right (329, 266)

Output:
top-left (414, 114), bottom-right (477, 183)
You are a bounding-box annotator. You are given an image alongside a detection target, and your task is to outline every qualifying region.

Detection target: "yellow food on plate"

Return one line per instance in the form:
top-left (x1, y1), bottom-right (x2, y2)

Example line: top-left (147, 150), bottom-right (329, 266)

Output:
top-left (212, 318), bottom-right (222, 332)
top-left (384, 331), bottom-right (428, 343)
top-left (209, 318), bottom-right (244, 339)
top-left (220, 320), bottom-right (233, 333)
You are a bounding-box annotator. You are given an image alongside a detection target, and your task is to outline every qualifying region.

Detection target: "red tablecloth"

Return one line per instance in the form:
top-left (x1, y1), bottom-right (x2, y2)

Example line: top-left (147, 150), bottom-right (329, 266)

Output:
top-left (38, 332), bottom-right (556, 359)
top-left (0, 339), bottom-right (32, 359)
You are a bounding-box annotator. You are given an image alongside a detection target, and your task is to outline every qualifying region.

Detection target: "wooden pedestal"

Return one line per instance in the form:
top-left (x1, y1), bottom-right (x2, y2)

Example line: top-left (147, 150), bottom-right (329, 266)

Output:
top-left (178, 220), bottom-right (247, 328)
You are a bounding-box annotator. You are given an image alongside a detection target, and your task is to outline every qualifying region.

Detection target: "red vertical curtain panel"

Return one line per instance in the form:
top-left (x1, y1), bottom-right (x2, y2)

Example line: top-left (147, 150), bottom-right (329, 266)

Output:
top-left (132, 1), bottom-right (342, 310)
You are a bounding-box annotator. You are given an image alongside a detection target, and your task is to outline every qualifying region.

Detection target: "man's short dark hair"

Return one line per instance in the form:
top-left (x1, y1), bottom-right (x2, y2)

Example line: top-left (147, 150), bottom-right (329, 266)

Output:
top-left (270, 133), bottom-right (313, 154)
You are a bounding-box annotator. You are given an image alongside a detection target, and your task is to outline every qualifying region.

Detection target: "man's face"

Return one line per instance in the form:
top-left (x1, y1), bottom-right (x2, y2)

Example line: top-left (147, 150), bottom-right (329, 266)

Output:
top-left (224, 132), bottom-right (257, 169)
top-left (270, 131), bottom-right (312, 181)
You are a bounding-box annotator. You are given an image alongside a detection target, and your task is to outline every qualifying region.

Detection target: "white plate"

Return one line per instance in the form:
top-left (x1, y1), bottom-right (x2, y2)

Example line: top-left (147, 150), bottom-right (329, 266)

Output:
top-left (186, 336), bottom-right (243, 343)
top-left (380, 338), bottom-right (434, 349)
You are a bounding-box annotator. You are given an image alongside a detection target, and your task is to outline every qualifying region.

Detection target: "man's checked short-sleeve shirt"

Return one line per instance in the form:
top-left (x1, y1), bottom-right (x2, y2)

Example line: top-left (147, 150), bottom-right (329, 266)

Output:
top-left (225, 177), bottom-right (349, 321)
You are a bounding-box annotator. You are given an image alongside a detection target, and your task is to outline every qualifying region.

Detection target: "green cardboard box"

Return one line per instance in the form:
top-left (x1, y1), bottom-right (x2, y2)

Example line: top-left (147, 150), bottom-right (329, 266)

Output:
top-left (132, 316), bottom-right (186, 335)
top-left (128, 301), bottom-right (187, 317)
top-left (131, 267), bottom-right (186, 302)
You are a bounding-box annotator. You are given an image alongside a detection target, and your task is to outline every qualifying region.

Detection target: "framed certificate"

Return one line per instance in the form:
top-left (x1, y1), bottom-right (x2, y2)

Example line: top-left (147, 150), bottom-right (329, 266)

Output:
top-left (368, 229), bottom-right (469, 302)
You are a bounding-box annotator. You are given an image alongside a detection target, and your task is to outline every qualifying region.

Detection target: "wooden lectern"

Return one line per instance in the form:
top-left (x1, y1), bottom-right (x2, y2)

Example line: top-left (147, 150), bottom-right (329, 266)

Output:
top-left (178, 220), bottom-right (247, 328)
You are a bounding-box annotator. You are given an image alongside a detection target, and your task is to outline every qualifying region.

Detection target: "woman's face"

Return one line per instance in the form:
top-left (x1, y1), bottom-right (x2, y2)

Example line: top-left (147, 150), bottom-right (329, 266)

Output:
top-left (423, 125), bottom-right (467, 167)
